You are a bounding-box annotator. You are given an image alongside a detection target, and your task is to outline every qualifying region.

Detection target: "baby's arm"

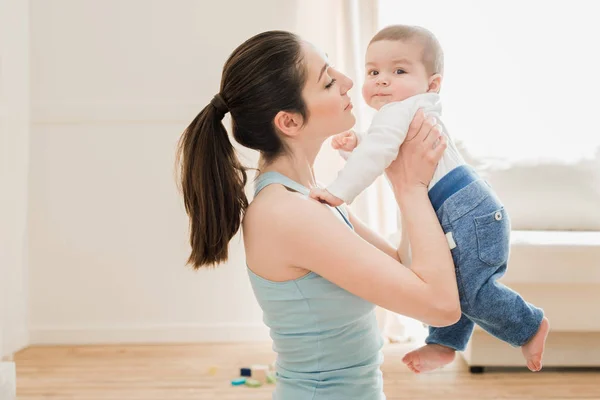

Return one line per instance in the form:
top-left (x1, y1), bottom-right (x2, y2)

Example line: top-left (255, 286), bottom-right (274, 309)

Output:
top-left (327, 102), bottom-right (416, 203)
top-left (309, 187), bottom-right (344, 206)
top-left (338, 131), bottom-right (367, 160)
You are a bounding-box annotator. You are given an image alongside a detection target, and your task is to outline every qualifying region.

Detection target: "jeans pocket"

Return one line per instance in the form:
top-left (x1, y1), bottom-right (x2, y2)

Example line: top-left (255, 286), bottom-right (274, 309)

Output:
top-left (474, 207), bottom-right (510, 267)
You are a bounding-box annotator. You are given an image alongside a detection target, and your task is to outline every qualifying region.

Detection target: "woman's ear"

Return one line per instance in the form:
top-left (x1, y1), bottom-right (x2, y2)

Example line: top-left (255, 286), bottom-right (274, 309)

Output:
top-left (428, 74), bottom-right (443, 93)
top-left (273, 111), bottom-right (303, 137)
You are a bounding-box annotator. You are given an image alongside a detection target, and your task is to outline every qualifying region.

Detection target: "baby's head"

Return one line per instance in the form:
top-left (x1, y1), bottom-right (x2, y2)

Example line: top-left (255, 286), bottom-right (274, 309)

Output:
top-left (363, 25), bottom-right (444, 110)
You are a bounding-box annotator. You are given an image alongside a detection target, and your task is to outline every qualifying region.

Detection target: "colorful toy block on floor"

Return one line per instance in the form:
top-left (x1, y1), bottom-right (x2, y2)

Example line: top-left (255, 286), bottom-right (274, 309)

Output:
top-left (231, 378), bottom-right (246, 386)
top-left (251, 364), bottom-right (269, 383)
top-left (245, 378), bottom-right (262, 388)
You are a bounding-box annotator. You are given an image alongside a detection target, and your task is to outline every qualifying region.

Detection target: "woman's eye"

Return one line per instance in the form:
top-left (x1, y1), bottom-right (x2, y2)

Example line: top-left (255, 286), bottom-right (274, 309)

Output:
top-left (325, 78), bottom-right (337, 89)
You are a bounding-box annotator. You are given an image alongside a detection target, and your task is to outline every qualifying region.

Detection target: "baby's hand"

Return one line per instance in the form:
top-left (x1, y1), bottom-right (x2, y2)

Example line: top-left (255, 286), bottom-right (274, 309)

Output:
top-left (309, 188), bottom-right (345, 207)
top-left (331, 130), bottom-right (358, 152)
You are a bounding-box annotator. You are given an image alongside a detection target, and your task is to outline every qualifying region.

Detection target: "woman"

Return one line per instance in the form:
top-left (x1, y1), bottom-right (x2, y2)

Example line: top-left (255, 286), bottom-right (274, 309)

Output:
top-left (178, 31), bottom-right (459, 399)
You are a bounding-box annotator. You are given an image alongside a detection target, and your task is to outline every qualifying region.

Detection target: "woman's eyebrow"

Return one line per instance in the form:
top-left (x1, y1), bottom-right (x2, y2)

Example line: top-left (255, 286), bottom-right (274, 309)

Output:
top-left (317, 62), bottom-right (329, 82)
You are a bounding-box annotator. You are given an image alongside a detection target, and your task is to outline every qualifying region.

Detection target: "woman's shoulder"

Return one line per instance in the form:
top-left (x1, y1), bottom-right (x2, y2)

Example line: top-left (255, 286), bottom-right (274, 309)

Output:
top-left (243, 183), bottom-right (336, 279)
top-left (243, 183), bottom-right (347, 248)
top-left (244, 183), bottom-right (318, 230)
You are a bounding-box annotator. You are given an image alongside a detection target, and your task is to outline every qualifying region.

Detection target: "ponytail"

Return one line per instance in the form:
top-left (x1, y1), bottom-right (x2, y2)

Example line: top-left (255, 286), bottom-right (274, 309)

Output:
top-left (177, 96), bottom-right (248, 269)
top-left (177, 30), bottom-right (308, 269)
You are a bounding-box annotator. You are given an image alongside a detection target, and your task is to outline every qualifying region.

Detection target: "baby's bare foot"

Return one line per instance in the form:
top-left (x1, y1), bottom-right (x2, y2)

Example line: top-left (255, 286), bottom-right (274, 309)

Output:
top-left (521, 317), bottom-right (550, 372)
top-left (402, 344), bottom-right (456, 373)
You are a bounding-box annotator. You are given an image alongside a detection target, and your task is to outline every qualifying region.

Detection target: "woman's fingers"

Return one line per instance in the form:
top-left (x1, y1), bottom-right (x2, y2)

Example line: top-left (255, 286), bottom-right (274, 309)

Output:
top-left (413, 117), bottom-right (437, 145)
top-left (423, 123), bottom-right (442, 147)
top-left (423, 122), bottom-right (445, 164)
top-left (405, 109), bottom-right (426, 141)
top-left (428, 136), bottom-right (447, 164)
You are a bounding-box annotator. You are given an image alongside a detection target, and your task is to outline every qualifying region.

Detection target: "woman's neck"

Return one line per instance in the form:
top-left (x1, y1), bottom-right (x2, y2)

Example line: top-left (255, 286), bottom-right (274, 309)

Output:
top-left (259, 141), bottom-right (322, 188)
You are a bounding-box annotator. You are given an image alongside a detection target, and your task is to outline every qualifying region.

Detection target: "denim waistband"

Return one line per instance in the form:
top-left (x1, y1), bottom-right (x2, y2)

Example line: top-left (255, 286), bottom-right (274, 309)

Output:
top-left (428, 165), bottom-right (481, 213)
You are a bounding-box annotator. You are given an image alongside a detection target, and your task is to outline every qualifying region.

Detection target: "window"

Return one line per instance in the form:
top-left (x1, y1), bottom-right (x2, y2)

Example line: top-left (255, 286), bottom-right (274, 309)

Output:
top-left (378, 0), bottom-right (600, 163)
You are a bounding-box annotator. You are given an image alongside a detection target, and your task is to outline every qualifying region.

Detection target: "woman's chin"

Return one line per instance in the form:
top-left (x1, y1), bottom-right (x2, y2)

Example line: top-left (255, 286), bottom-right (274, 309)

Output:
top-left (344, 113), bottom-right (357, 129)
top-left (321, 116), bottom-right (356, 140)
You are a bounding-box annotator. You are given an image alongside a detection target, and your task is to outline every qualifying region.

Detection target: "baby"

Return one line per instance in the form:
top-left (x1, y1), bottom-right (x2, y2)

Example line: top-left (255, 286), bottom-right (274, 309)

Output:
top-left (310, 25), bottom-right (550, 373)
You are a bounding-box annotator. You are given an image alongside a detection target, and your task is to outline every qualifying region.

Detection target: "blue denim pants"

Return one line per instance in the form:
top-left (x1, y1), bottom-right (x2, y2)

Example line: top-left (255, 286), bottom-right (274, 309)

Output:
top-left (426, 165), bottom-right (544, 351)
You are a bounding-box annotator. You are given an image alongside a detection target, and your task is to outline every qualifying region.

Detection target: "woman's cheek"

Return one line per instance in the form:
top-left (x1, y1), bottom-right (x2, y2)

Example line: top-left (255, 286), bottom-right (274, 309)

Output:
top-left (311, 95), bottom-right (339, 119)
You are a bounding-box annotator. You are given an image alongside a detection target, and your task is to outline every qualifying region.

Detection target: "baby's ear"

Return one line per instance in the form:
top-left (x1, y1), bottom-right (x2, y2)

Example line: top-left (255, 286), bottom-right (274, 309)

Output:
top-left (427, 74), bottom-right (443, 93)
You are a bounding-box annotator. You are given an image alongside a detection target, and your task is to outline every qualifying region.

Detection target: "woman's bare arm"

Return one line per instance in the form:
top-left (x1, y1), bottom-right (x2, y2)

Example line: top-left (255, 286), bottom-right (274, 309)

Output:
top-left (255, 187), bottom-right (458, 327)
top-left (348, 211), bottom-right (401, 262)
top-left (252, 111), bottom-right (459, 327)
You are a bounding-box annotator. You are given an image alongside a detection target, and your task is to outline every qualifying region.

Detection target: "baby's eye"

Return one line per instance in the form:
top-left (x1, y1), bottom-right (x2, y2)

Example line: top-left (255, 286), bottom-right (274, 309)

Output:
top-left (395, 69), bottom-right (406, 75)
top-left (368, 70), bottom-right (379, 76)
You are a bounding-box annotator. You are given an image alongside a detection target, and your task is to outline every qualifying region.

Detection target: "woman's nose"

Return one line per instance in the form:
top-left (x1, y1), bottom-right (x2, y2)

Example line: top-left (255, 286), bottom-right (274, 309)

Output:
top-left (336, 71), bottom-right (354, 93)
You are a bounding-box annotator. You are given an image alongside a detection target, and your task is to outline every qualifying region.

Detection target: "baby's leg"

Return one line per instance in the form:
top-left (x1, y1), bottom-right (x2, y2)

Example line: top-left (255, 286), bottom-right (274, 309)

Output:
top-left (465, 279), bottom-right (547, 371)
top-left (449, 192), bottom-right (548, 371)
top-left (403, 314), bottom-right (474, 373)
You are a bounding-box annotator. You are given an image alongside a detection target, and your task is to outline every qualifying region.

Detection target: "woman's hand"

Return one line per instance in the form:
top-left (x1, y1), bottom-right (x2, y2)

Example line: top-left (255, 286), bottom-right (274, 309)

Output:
top-left (385, 109), bottom-right (447, 194)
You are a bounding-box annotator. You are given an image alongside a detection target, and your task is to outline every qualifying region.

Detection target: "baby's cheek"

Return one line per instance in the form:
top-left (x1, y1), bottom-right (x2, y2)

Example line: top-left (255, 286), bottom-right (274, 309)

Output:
top-left (362, 81), bottom-right (373, 96)
top-left (362, 84), bottom-right (375, 106)
top-left (393, 79), bottom-right (428, 101)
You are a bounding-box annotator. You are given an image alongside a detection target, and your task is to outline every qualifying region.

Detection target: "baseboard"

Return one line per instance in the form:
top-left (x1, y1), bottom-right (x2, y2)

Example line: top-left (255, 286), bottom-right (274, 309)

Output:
top-left (29, 323), bottom-right (270, 345)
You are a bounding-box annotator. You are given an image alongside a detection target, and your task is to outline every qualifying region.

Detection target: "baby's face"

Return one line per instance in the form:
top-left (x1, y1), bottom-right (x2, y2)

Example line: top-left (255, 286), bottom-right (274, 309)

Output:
top-left (362, 40), bottom-right (431, 110)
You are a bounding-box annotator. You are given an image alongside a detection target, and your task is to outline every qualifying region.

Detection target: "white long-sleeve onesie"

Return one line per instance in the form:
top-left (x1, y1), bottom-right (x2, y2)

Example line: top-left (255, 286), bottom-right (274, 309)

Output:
top-left (327, 93), bottom-right (466, 204)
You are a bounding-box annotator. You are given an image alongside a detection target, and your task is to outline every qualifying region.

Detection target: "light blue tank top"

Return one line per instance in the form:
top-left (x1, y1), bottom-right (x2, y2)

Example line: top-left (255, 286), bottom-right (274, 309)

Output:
top-left (247, 172), bottom-right (385, 400)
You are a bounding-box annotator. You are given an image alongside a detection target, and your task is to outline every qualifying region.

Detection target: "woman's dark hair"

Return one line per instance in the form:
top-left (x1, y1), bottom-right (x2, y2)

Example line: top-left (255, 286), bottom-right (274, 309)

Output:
top-left (177, 31), bottom-right (308, 269)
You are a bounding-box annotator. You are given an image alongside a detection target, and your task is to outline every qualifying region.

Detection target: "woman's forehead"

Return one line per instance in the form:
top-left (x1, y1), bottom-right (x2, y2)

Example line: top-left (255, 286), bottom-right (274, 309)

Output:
top-left (302, 42), bottom-right (329, 81)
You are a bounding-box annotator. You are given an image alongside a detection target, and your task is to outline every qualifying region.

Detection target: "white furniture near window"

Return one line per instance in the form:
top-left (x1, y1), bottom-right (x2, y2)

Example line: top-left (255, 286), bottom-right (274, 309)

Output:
top-left (464, 230), bottom-right (600, 372)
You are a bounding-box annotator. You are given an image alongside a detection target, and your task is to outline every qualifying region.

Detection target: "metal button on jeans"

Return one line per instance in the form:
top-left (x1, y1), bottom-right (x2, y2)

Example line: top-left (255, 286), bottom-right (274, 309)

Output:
top-left (495, 211), bottom-right (503, 221)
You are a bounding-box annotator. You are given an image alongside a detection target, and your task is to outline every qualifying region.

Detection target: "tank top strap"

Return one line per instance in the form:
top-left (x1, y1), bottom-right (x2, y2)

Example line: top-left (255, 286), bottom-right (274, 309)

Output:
top-left (254, 171), bottom-right (310, 197)
top-left (253, 171), bottom-right (353, 230)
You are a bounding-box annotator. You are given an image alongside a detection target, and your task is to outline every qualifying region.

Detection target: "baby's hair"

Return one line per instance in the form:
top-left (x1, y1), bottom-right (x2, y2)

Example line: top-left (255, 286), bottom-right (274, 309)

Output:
top-left (370, 25), bottom-right (444, 76)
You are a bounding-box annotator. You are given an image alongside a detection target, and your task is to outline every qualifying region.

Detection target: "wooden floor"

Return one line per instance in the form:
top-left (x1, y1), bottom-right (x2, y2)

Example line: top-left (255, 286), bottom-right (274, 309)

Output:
top-left (14, 341), bottom-right (600, 399)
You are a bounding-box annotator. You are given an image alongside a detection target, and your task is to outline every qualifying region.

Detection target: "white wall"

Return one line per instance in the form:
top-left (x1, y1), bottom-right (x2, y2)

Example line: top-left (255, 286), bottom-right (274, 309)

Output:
top-left (28, 0), bottom-right (357, 344)
top-left (0, 0), bottom-right (30, 356)
top-left (17, 0), bottom-right (600, 347)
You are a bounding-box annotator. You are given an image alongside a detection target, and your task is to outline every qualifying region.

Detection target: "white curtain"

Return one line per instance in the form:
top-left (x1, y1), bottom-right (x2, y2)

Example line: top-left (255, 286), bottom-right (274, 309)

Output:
top-left (295, 0), bottom-right (397, 233)
top-left (0, 0), bottom-right (31, 358)
top-left (295, 0), bottom-right (412, 342)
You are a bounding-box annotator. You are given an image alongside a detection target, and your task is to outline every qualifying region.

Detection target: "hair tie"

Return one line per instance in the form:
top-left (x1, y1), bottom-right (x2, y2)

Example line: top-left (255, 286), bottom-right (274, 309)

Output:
top-left (210, 94), bottom-right (229, 119)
